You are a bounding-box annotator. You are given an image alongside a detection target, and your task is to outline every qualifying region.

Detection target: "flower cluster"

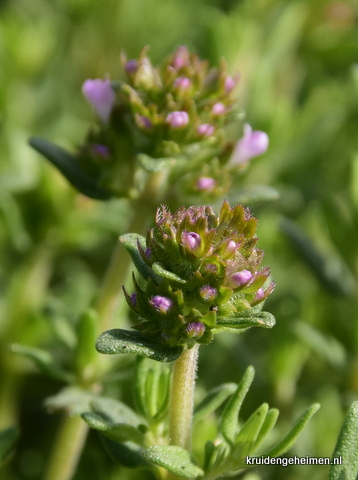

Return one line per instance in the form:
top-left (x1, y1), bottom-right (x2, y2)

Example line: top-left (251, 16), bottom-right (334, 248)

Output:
top-left (77, 46), bottom-right (269, 200)
top-left (123, 201), bottom-right (275, 348)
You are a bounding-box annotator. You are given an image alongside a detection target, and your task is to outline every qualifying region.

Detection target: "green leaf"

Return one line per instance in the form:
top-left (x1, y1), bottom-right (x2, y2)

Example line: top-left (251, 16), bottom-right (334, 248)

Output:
top-left (220, 366), bottom-right (255, 444)
top-left (137, 153), bottom-right (176, 172)
top-left (262, 403), bottom-right (320, 458)
top-left (81, 412), bottom-right (145, 444)
top-left (216, 311), bottom-right (275, 331)
top-left (143, 445), bottom-right (204, 478)
top-left (120, 234), bottom-right (161, 283)
top-left (0, 426), bottom-right (19, 464)
top-left (253, 408), bottom-right (279, 452)
top-left (89, 397), bottom-right (143, 428)
top-left (329, 401), bottom-right (358, 480)
top-left (45, 386), bottom-right (98, 415)
top-left (152, 262), bottom-right (187, 284)
top-left (29, 137), bottom-right (112, 200)
top-left (194, 383), bottom-right (237, 425)
top-left (234, 403), bottom-right (269, 457)
top-left (11, 344), bottom-right (73, 382)
top-left (101, 437), bottom-right (149, 468)
top-left (134, 357), bottom-right (170, 423)
top-left (96, 329), bottom-right (183, 362)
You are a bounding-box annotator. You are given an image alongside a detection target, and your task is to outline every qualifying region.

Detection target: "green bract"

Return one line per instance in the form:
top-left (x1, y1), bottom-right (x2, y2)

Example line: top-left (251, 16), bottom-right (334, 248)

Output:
top-left (122, 201), bottom-right (275, 348)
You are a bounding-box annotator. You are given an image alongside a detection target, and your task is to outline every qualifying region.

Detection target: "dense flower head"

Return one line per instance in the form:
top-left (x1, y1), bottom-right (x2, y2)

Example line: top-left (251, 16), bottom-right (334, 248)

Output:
top-left (123, 201), bottom-right (275, 348)
top-left (76, 47), bottom-right (269, 200)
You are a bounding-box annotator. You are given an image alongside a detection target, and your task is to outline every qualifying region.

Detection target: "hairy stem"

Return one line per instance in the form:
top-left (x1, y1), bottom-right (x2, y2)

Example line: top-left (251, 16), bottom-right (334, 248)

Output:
top-left (169, 344), bottom-right (199, 451)
top-left (43, 415), bottom-right (89, 480)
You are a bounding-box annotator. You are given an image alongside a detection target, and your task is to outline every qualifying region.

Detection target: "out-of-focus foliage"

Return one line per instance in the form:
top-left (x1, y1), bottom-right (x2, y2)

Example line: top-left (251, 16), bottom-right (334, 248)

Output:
top-left (0, 0), bottom-right (357, 479)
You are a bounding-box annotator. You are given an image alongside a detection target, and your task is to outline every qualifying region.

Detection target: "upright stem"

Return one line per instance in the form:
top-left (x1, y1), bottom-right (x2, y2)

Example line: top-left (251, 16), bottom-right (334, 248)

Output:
top-left (43, 415), bottom-right (88, 480)
top-left (169, 344), bottom-right (199, 451)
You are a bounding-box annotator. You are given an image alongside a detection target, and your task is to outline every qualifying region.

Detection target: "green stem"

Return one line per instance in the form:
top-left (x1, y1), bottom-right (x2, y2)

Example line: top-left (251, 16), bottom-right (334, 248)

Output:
top-left (43, 414), bottom-right (89, 480)
top-left (169, 345), bottom-right (199, 451)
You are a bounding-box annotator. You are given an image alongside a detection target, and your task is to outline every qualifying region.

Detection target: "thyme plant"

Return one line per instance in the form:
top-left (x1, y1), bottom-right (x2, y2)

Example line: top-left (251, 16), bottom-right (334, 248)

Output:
top-left (4, 46), bottom-right (329, 480)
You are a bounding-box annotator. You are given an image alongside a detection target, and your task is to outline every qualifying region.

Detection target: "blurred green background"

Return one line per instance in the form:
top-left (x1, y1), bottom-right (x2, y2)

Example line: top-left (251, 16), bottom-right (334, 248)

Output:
top-left (0, 0), bottom-right (357, 479)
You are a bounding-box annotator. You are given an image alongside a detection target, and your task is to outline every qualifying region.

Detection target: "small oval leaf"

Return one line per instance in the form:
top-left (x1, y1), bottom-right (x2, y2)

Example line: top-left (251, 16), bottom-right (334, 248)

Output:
top-left (143, 445), bottom-right (204, 478)
top-left (96, 329), bottom-right (183, 362)
top-left (29, 137), bottom-right (112, 200)
top-left (216, 311), bottom-right (276, 331)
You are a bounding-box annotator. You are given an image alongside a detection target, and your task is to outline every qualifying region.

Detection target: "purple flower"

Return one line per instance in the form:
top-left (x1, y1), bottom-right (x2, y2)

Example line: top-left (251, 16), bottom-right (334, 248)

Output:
top-left (166, 111), bottom-right (189, 128)
top-left (174, 76), bottom-right (191, 89)
top-left (212, 102), bottom-right (226, 115)
top-left (125, 59), bottom-right (138, 74)
top-left (197, 124), bottom-right (215, 138)
top-left (196, 177), bottom-right (216, 191)
top-left (229, 123), bottom-right (269, 165)
top-left (82, 79), bottom-right (115, 123)
top-left (181, 231), bottom-right (201, 252)
top-left (199, 286), bottom-right (217, 302)
top-left (230, 269), bottom-right (253, 288)
top-left (186, 322), bottom-right (205, 338)
top-left (150, 295), bottom-right (173, 313)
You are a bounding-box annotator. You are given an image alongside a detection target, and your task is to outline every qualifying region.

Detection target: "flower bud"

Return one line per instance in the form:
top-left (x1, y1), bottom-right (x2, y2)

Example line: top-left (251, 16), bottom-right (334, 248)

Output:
top-left (229, 123), bottom-right (269, 165)
top-left (186, 322), bottom-right (205, 338)
top-left (199, 285), bottom-right (217, 302)
top-left (172, 46), bottom-right (190, 69)
top-left (230, 269), bottom-right (253, 288)
top-left (166, 111), bottom-right (189, 128)
top-left (212, 102), bottom-right (226, 116)
top-left (125, 59), bottom-right (138, 75)
top-left (254, 287), bottom-right (265, 303)
top-left (197, 124), bottom-right (215, 138)
top-left (174, 76), bottom-right (191, 89)
top-left (181, 231), bottom-right (201, 253)
top-left (82, 79), bottom-right (115, 123)
top-left (224, 75), bottom-right (236, 93)
top-left (150, 295), bottom-right (173, 313)
top-left (196, 177), bottom-right (216, 191)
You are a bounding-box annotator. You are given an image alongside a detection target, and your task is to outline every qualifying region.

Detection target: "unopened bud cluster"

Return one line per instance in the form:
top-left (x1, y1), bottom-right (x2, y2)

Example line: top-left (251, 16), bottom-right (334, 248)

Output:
top-left (124, 201), bottom-right (274, 348)
top-left (77, 47), bottom-right (268, 199)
